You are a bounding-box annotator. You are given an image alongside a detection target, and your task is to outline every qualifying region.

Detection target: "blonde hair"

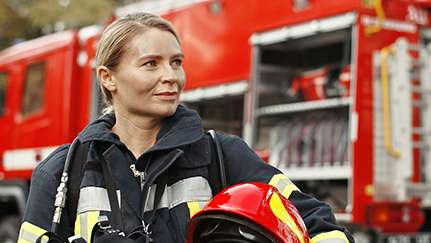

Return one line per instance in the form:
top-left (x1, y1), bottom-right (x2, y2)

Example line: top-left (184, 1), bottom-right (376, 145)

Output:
top-left (95, 12), bottom-right (181, 115)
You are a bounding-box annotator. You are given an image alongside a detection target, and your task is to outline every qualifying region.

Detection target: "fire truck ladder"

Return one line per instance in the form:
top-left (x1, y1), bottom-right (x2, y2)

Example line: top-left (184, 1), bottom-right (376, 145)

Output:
top-left (375, 38), bottom-right (431, 203)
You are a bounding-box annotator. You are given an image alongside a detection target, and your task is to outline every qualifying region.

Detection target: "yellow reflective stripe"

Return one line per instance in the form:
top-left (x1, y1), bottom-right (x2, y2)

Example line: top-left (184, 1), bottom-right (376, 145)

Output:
top-left (268, 174), bottom-right (300, 198)
top-left (75, 213), bottom-right (81, 236)
top-left (187, 201), bottom-right (210, 218)
top-left (269, 193), bottom-right (306, 243)
top-left (87, 211), bottom-right (99, 240)
top-left (17, 239), bottom-right (32, 243)
top-left (75, 211), bottom-right (100, 242)
top-left (310, 230), bottom-right (350, 243)
top-left (282, 184), bottom-right (299, 196)
top-left (18, 221), bottom-right (48, 243)
top-left (187, 201), bottom-right (200, 218)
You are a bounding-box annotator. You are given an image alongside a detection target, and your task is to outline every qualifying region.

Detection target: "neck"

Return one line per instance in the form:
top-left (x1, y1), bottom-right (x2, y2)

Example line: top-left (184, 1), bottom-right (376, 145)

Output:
top-left (112, 112), bottom-right (163, 159)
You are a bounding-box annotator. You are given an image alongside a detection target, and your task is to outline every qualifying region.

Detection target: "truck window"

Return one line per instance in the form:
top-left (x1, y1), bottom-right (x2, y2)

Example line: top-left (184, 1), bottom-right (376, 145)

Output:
top-left (22, 62), bottom-right (45, 116)
top-left (185, 96), bottom-right (244, 137)
top-left (0, 72), bottom-right (6, 116)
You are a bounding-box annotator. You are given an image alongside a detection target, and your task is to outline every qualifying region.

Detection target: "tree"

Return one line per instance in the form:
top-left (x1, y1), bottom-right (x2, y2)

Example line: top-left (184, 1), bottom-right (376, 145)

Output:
top-left (0, 1), bottom-right (39, 50)
top-left (0, 0), bottom-right (142, 51)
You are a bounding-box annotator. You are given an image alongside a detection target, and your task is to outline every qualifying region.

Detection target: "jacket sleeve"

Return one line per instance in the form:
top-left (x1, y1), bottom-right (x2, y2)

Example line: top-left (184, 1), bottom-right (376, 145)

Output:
top-left (218, 133), bottom-right (354, 243)
top-left (18, 144), bottom-right (73, 243)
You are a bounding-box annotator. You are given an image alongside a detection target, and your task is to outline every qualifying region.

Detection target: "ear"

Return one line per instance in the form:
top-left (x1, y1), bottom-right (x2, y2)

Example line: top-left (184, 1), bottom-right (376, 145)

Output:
top-left (98, 66), bottom-right (117, 92)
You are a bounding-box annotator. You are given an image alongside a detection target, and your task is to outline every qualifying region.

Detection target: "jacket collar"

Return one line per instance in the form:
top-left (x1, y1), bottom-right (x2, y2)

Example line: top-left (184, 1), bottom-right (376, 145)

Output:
top-left (77, 105), bottom-right (207, 165)
top-left (153, 104), bottom-right (206, 151)
top-left (78, 105), bottom-right (205, 148)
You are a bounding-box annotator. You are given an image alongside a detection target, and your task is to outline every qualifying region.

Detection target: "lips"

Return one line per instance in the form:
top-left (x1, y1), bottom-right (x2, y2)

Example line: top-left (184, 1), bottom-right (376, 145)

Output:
top-left (155, 91), bottom-right (178, 101)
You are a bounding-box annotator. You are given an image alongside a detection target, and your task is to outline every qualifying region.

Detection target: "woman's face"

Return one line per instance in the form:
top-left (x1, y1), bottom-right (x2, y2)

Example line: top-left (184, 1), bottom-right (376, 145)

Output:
top-left (102, 27), bottom-right (186, 120)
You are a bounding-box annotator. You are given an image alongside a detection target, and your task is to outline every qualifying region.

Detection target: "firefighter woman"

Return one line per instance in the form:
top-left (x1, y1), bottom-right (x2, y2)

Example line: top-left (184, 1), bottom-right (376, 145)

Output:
top-left (18, 12), bottom-right (354, 243)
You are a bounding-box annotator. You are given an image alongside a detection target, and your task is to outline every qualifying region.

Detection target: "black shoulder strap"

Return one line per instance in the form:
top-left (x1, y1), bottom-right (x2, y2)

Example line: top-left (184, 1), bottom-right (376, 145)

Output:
top-left (207, 130), bottom-right (228, 196)
top-left (67, 140), bottom-right (90, 233)
top-left (127, 169), bottom-right (169, 242)
top-left (36, 231), bottom-right (66, 243)
top-left (100, 155), bottom-right (124, 231)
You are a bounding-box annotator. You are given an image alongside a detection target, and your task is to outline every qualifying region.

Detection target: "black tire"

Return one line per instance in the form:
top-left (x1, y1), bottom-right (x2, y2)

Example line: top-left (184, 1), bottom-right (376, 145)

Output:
top-left (0, 216), bottom-right (21, 243)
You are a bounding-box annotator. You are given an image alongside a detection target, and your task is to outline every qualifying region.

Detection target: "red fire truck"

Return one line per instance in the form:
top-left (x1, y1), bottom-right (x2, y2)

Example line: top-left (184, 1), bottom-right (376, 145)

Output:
top-left (1, 0), bottom-right (431, 242)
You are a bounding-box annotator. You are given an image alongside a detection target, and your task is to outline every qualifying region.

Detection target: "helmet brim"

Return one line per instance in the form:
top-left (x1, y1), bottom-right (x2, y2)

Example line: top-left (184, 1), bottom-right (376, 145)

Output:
top-left (187, 212), bottom-right (279, 243)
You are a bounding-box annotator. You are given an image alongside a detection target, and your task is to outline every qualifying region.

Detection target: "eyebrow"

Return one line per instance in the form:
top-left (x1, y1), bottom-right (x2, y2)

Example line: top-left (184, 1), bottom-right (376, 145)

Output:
top-left (173, 53), bottom-right (185, 59)
top-left (137, 53), bottom-right (185, 61)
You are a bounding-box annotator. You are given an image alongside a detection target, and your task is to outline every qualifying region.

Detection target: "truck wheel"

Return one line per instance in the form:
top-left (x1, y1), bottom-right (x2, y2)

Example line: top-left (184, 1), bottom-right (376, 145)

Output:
top-left (0, 216), bottom-right (21, 243)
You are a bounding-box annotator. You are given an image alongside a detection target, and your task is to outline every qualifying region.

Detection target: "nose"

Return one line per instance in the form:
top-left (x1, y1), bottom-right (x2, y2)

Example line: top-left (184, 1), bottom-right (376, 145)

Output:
top-left (161, 64), bottom-right (179, 84)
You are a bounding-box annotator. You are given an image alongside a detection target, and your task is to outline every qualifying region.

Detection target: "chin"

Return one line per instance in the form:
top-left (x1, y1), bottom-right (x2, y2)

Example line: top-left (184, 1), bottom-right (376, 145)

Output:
top-left (159, 104), bottom-right (178, 117)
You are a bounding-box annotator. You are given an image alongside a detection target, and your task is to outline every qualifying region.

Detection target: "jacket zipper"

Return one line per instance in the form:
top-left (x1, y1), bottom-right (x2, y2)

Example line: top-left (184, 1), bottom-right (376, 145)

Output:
top-left (130, 160), bottom-right (152, 191)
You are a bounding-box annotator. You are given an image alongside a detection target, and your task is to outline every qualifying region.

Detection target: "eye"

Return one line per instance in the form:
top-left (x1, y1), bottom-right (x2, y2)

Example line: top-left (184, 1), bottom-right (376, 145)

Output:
top-left (144, 60), bottom-right (156, 67)
top-left (172, 59), bottom-right (183, 67)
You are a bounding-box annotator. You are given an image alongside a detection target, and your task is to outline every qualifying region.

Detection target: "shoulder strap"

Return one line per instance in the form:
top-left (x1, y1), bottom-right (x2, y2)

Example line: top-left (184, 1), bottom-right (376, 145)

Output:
top-left (127, 170), bottom-right (169, 242)
top-left (36, 231), bottom-right (66, 243)
top-left (100, 155), bottom-right (124, 231)
top-left (67, 140), bottom-right (90, 233)
top-left (207, 130), bottom-right (228, 196)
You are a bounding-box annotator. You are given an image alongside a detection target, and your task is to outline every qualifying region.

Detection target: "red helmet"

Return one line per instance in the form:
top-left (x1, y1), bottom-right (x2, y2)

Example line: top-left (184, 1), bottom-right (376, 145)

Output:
top-left (187, 182), bottom-right (310, 243)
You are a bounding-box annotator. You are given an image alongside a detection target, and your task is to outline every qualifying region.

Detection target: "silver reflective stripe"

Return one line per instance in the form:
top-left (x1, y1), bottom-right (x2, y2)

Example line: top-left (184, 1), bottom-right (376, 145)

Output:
top-left (196, 201), bottom-right (209, 210)
top-left (77, 187), bottom-right (121, 214)
top-left (79, 213), bottom-right (90, 241)
top-left (145, 176), bottom-right (212, 212)
top-left (311, 231), bottom-right (350, 243)
top-left (313, 238), bottom-right (348, 243)
top-left (18, 221), bottom-right (47, 243)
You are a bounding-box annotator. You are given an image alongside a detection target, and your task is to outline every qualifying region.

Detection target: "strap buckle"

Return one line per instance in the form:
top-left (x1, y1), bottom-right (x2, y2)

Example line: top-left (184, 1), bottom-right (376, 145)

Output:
top-left (97, 216), bottom-right (125, 236)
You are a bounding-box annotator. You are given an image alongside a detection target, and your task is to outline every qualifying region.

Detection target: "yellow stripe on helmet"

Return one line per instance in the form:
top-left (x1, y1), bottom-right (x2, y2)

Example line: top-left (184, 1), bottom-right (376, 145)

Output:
top-left (269, 193), bottom-right (306, 243)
